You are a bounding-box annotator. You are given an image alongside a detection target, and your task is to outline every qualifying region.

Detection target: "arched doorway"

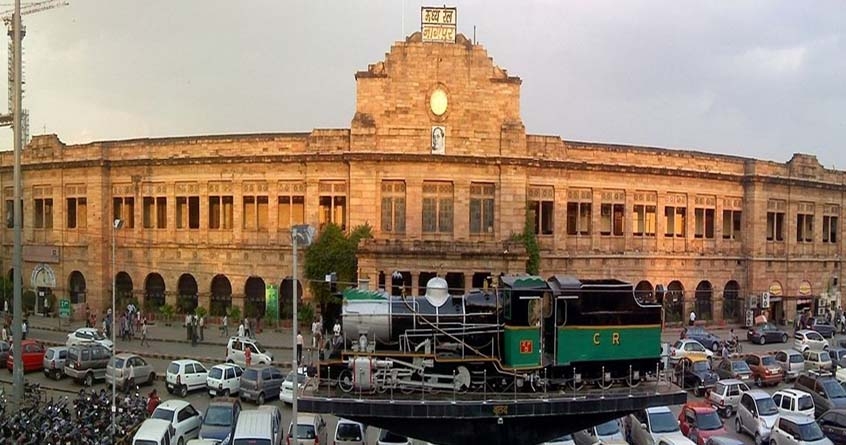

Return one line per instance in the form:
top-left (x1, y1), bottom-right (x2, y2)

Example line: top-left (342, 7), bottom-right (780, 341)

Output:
top-left (279, 278), bottom-right (303, 320)
top-left (177, 274), bottom-right (199, 314)
top-left (666, 280), bottom-right (685, 323)
top-left (69, 271), bottom-right (86, 304)
top-left (210, 274), bottom-right (232, 317)
top-left (635, 280), bottom-right (654, 304)
top-left (144, 273), bottom-right (166, 311)
top-left (723, 280), bottom-right (741, 321)
top-left (695, 281), bottom-right (713, 321)
top-left (245, 277), bottom-right (266, 320)
top-left (115, 272), bottom-right (134, 309)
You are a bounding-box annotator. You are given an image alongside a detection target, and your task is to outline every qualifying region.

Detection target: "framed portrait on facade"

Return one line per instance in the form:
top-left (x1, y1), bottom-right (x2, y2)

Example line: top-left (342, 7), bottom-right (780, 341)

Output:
top-left (431, 126), bottom-right (445, 155)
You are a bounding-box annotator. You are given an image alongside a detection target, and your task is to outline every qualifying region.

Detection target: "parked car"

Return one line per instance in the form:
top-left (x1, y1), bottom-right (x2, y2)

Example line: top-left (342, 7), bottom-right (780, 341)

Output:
top-left (745, 353), bottom-right (784, 387)
top-left (286, 413), bottom-right (328, 445)
top-left (151, 400), bottom-right (203, 445)
top-left (771, 414), bottom-right (832, 445)
top-left (828, 348), bottom-right (846, 367)
top-left (809, 318), bottom-right (837, 339)
top-left (225, 336), bottom-right (273, 368)
top-left (334, 418), bottom-right (367, 445)
top-left (818, 408), bottom-right (846, 445)
top-left (133, 419), bottom-right (176, 445)
top-left (804, 350), bottom-right (833, 372)
top-left (774, 350), bottom-right (806, 382)
top-left (257, 405), bottom-right (283, 445)
top-left (707, 379), bottom-right (751, 418)
top-left (671, 340), bottom-right (714, 364)
top-left (106, 353), bottom-right (156, 391)
top-left (240, 364), bottom-right (285, 405)
top-left (65, 327), bottom-right (114, 351)
top-left (796, 330), bottom-right (829, 352)
top-left (166, 359), bottom-right (209, 397)
top-left (773, 389), bottom-right (816, 419)
top-left (574, 418), bottom-right (626, 445)
top-left (377, 429), bottom-right (410, 445)
top-left (734, 389), bottom-right (779, 445)
top-left (675, 357), bottom-right (719, 396)
top-left (794, 373), bottom-right (846, 417)
top-left (64, 343), bottom-right (111, 386)
top-left (703, 438), bottom-right (744, 445)
top-left (627, 406), bottom-right (689, 445)
top-left (231, 409), bottom-right (276, 445)
top-left (0, 340), bottom-right (9, 368)
top-left (678, 403), bottom-right (726, 445)
top-left (714, 358), bottom-right (753, 382)
top-left (748, 323), bottom-right (789, 345)
top-left (206, 363), bottom-right (242, 397)
top-left (198, 398), bottom-right (241, 443)
top-left (42, 346), bottom-right (68, 380)
top-left (5, 339), bottom-right (45, 373)
top-left (686, 328), bottom-right (724, 352)
top-left (280, 369), bottom-right (311, 404)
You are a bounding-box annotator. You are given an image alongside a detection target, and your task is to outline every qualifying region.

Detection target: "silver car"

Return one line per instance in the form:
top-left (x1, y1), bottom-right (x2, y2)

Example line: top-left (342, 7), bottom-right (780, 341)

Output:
top-left (770, 414), bottom-right (833, 445)
top-left (735, 390), bottom-right (779, 445)
top-left (707, 379), bottom-right (751, 418)
top-left (574, 418), bottom-right (626, 445)
top-left (42, 346), bottom-right (69, 380)
top-left (774, 350), bottom-right (805, 382)
top-left (106, 353), bottom-right (157, 391)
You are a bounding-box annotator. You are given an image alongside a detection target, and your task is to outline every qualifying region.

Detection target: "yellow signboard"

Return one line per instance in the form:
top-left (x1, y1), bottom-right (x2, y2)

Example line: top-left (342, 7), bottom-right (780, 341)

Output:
top-left (421, 7), bottom-right (457, 43)
top-left (799, 280), bottom-right (812, 296)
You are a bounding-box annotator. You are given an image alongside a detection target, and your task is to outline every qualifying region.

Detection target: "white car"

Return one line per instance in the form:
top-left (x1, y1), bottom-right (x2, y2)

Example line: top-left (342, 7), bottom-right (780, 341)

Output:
top-left (206, 363), bottom-right (242, 397)
top-left (377, 430), bottom-right (411, 445)
top-left (670, 340), bottom-right (714, 364)
top-left (66, 328), bottom-right (114, 351)
top-left (334, 418), bottom-right (367, 445)
top-left (166, 359), bottom-right (209, 398)
top-left (280, 369), bottom-right (310, 404)
top-left (225, 336), bottom-right (273, 368)
top-left (627, 406), bottom-right (692, 445)
top-left (770, 414), bottom-right (832, 445)
top-left (794, 330), bottom-right (828, 352)
top-left (772, 389), bottom-right (816, 419)
top-left (151, 400), bottom-right (203, 445)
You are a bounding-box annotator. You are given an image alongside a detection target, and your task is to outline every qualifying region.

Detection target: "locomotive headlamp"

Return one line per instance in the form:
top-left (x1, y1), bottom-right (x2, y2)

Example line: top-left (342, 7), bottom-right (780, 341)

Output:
top-left (358, 333), bottom-right (369, 351)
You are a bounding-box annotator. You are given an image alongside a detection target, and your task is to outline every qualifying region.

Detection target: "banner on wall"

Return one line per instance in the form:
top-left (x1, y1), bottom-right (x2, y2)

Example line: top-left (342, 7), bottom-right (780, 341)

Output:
top-left (265, 284), bottom-right (279, 322)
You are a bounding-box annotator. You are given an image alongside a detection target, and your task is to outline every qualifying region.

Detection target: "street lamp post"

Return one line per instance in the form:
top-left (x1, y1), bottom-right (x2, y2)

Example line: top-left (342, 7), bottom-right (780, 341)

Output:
top-left (111, 218), bottom-right (123, 435)
top-left (291, 224), bottom-right (314, 439)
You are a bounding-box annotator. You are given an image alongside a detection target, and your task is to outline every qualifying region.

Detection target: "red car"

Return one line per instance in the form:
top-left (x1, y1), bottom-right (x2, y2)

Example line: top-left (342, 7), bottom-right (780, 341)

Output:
top-left (6, 339), bottom-right (46, 373)
top-left (678, 403), bottom-right (726, 445)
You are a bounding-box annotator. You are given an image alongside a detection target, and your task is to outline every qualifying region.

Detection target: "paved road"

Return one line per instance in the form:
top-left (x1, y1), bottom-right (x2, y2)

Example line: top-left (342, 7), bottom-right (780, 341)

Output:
top-left (7, 318), bottom-right (846, 445)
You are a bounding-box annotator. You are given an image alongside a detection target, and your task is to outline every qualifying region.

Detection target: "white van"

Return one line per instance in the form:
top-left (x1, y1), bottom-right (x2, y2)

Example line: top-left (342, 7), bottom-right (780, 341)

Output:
top-left (334, 418), bottom-right (367, 445)
top-left (232, 410), bottom-right (275, 445)
top-left (134, 419), bottom-right (176, 445)
top-left (226, 336), bottom-right (273, 368)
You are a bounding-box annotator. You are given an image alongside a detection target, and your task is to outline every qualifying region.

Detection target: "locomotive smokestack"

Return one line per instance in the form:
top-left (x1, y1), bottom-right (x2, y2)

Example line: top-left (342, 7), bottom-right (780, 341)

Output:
top-left (358, 279), bottom-right (370, 290)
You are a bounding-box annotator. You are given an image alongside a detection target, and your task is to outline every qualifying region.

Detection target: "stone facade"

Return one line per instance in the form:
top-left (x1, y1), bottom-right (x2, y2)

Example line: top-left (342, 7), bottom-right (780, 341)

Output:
top-left (0, 32), bottom-right (842, 325)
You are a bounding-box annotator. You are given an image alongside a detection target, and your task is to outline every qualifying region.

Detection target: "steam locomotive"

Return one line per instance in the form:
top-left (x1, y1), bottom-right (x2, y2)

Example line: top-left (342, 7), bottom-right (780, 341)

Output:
top-left (320, 275), bottom-right (664, 393)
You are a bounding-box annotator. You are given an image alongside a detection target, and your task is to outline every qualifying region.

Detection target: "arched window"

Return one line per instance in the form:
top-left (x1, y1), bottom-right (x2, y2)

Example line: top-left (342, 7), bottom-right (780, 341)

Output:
top-left (210, 275), bottom-right (232, 317)
top-left (144, 273), bottom-right (166, 311)
top-left (244, 277), bottom-right (266, 319)
top-left (177, 274), bottom-right (199, 314)
top-left (695, 281), bottom-right (713, 321)
top-left (665, 280), bottom-right (685, 323)
top-left (723, 280), bottom-right (741, 321)
top-left (635, 280), bottom-right (655, 304)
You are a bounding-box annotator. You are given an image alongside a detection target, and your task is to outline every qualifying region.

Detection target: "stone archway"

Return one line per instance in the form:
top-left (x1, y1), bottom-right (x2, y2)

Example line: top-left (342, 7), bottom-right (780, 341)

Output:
top-left (244, 276), bottom-right (266, 320)
top-left (695, 280), bottom-right (713, 321)
top-left (210, 274), bottom-right (232, 317)
top-left (177, 274), bottom-right (199, 314)
top-left (279, 278), bottom-right (303, 320)
top-left (115, 272), bottom-right (134, 308)
top-left (144, 273), bottom-right (166, 311)
top-left (723, 280), bottom-right (741, 321)
top-left (666, 280), bottom-right (685, 323)
top-left (69, 271), bottom-right (86, 304)
top-left (635, 280), bottom-right (654, 304)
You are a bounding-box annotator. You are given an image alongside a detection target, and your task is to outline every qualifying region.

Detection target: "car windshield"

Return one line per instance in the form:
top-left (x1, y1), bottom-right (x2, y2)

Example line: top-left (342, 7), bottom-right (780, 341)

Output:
top-left (822, 380), bottom-right (846, 398)
top-left (234, 440), bottom-right (271, 445)
top-left (819, 352), bottom-right (832, 362)
top-left (798, 395), bottom-right (814, 410)
top-left (243, 369), bottom-right (258, 380)
top-left (151, 409), bottom-right (174, 422)
top-left (252, 342), bottom-right (266, 353)
top-left (167, 363), bottom-right (180, 374)
top-left (692, 361), bottom-right (710, 372)
top-left (295, 425), bottom-right (316, 439)
top-left (595, 420), bottom-right (620, 436)
top-left (285, 371), bottom-right (307, 384)
top-left (797, 422), bottom-right (825, 441)
top-left (204, 406), bottom-right (233, 427)
top-left (135, 441), bottom-right (157, 445)
top-left (808, 333), bottom-right (823, 341)
top-left (696, 411), bottom-right (723, 430)
top-left (732, 361), bottom-right (751, 372)
top-left (336, 423), bottom-right (363, 441)
top-left (208, 367), bottom-right (223, 379)
top-left (649, 412), bottom-right (680, 434)
top-left (111, 357), bottom-right (125, 368)
top-left (379, 431), bottom-right (408, 443)
top-left (789, 354), bottom-right (804, 363)
top-left (756, 397), bottom-right (778, 416)
top-left (760, 356), bottom-right (776, 366)
top-left (90, 331), bottom-right (106, 340)
top-left (45, 349), bottom-right (55, 359)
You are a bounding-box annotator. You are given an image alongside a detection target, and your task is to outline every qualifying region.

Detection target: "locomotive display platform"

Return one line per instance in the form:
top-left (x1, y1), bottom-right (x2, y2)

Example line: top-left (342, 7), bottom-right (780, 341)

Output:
top-left (298, 381), bottom-right (687, 445)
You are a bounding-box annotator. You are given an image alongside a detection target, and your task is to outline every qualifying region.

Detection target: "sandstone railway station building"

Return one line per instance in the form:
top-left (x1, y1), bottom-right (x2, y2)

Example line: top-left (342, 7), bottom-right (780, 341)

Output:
top-left (0, 29), bottom-right (842, 326)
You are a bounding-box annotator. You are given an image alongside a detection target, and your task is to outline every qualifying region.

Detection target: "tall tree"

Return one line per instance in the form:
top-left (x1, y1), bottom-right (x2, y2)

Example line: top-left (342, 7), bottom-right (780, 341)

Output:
top-left (304, 223), bottom-right (373, 317)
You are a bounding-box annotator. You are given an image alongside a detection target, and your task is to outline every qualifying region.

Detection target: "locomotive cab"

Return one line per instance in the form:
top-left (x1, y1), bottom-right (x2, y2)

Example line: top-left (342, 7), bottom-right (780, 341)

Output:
top-left (500, 276), bottom-right (550, 369)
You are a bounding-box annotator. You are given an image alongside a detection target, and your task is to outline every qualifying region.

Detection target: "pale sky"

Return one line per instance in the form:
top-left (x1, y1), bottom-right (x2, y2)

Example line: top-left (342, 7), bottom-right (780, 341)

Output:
top-left (4, 1), bottom-right (845, 168)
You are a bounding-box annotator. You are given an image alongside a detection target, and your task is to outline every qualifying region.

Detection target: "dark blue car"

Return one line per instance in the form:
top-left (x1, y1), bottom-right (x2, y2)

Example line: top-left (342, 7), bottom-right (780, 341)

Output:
top-left (685, 327), bottom-right (723, 351)
top-left (199, 398), bottom-right (241, 442)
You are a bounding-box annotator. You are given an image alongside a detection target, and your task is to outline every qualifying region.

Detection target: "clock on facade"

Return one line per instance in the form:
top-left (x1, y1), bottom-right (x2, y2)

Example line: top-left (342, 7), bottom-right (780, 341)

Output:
top-left (429, 88), bottom-right (448, 116)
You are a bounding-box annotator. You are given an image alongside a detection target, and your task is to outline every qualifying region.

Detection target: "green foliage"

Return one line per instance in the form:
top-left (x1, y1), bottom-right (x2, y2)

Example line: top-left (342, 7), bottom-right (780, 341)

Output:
top-left (304, 223), bottom-right (373, 315)
top-left (227, 305), bottom-right (242, 322)
top-left (22, 289), bottom-right (36, 312)
top-left (521, 211), bottom-right (540, 275)
top-left (195, 306), bottom-right (208, 318)
top-left (177, 295), bottom-right (198, 314)
top-left (159, 304), bottom-right (175, 322)
top-left (299, 302), bottom-right (315, 326)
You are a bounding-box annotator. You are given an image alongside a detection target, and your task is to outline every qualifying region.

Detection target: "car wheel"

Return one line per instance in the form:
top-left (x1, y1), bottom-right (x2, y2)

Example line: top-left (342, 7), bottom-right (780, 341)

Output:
top-left (755, 376), bottom-right (763, 387)
top-left (222, 389), bottom-right (230, 397)
top-left (694, 385), bottom-right (702, 397)
top-left (84, 372), bottom-right (94, 387)
top-left (782, 334), bottom-right (788, 343)
top-left (712, 342), bottom-right (720, 351)
top-left (735, 417), bottom-right (742, 434)
top-left (148, 373), bottom-right (155, 385)
top-left (179, 384), bottom-right (188, 398)
top-left (177, 437), bottom-right (184, 445)
top-left (53, 369), bottom-right (61, 381)
top-left (166, 385), bottom-right (174, 394)
top-left (257, 392), bottom-right (265, 405)
top-left (755, 433), bottom-right (762, 445)
top-left (724, 406), bottom-right (733, 417)
top-left (759, 336), bottom-right (766, 345)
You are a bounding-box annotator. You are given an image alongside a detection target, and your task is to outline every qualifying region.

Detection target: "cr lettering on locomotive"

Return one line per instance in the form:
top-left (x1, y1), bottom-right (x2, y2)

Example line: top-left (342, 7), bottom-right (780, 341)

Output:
top-left (592, 332), bottom-right (622, 345)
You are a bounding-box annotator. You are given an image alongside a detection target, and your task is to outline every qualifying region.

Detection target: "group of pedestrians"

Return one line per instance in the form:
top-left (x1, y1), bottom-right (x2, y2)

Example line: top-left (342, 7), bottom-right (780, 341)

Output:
top-left (185, 312), bottom-right (206, 346)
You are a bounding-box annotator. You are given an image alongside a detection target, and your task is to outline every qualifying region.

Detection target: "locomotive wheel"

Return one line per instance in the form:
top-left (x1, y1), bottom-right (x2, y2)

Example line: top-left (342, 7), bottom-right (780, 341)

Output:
top-left (338, 369), bottom-right (354, 393)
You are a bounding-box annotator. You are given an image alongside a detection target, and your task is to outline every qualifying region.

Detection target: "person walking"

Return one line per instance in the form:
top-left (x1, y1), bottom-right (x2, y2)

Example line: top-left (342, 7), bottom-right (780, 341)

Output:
top-left (190, 315), bottom-right (198, 346)
top-left (296, 331), bottom-right (304, 364)
top-left (221, 313), bottom-right (229, 337)
top-left (245, 346), bottom-right (252, 368)
top-left (199, 314), bottom-right (205, 341)
top-left (185, 313), bottom-right (192, 341)
top-left (237, 319), bottom-right (245, 337)
top-left (688, 310), bottom-right (696, 326)
top-left (140, 319), bottom-right (149, 347)
top-left (21, 318), bottom-right (27, 340)
top-left (0, 324), bottom-right (7, 342)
